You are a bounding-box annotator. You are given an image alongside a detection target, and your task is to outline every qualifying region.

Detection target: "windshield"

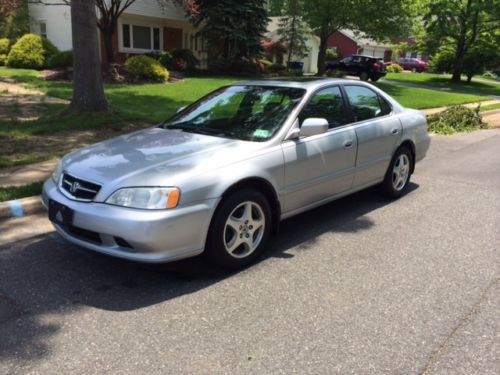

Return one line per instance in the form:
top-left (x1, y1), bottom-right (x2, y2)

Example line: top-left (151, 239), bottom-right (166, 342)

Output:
top-left (163, 85), bottom-right (305, 142)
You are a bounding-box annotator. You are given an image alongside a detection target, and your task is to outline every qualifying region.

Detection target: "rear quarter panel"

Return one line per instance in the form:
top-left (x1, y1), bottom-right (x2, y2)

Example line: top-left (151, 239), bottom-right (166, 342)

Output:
top-left (399, 109), bottom-right (431, 162)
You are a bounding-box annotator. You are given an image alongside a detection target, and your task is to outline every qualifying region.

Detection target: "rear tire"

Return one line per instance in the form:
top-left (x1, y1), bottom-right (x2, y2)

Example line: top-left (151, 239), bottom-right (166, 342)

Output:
top-left (205, 189), bottom-right (271, 269)
top-left (381, 146), bottom-right (413, 199)
top-left (360, 72), bottom-right (369, 81)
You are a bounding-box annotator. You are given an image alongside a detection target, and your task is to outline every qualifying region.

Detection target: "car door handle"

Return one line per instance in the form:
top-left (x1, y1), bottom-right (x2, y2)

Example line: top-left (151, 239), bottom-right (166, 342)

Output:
top-left (391, 128), bottom-right (400, 135)
top-left (343, 140), bottom-right (353, 148)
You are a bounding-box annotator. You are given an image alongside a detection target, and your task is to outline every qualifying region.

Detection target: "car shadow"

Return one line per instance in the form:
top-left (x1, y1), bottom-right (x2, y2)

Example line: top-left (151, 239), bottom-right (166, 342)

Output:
top-left (0, 183), bottom-right (418, 361)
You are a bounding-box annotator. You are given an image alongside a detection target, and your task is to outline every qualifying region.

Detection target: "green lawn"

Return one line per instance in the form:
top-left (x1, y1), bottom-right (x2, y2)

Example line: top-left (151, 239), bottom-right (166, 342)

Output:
top-left (480, 103), bottom-right (500, 112)
top-left (384, 72), bottom-right (500, 97)
top-left (374, 82), bottom-right (485, 109)
top-left (0, 181), bottom-right (44, 202)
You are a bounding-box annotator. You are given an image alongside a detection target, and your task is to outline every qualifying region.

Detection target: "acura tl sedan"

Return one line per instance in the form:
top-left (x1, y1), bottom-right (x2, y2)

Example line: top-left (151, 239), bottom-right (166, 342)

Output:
top-left (43, 78), bottom-right (430, 269)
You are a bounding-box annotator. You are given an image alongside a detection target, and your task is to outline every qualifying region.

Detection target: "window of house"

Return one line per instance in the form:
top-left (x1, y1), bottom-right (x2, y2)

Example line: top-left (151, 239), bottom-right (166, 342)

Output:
top-left (122, 24), bottom-right (131, 48)
top-left (121, 23), bottom-right (161, 51)
top-left (299, 86), bottom-right (347, 128)
top-left (39, 21), bottom-right (47, 38)
top-left (344, 85), bottom-right (388, 122)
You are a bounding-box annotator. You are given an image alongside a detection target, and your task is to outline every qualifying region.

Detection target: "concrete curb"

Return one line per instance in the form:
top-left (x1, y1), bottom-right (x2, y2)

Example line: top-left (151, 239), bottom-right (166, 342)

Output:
top-left (0, 195), bottom-right (45, 220)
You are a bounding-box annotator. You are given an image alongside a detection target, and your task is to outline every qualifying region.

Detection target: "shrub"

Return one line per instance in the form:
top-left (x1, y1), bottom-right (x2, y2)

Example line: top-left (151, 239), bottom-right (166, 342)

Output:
top-left (386, 63), bottom-right (403, 73)
top-left (429, 48), bottom-right (455, 73)
top-left (482, 71), bottom-right (497, 80)
top-left (284, 68), bottom-right (303, 77)
top-left (0, 38), bottom-right (10, 55)
top-left (125, 55), bottom-right (169, 82)
top-left (259, 59), bottom-right (272, 68)
top-left (158, 51), bottom-right (173, 69)
top-left (170, 48), bottom-right (199, 72)
top-left (48, 50), bottom-right (73, 68)
top-left (325, 48), bottom-right (338, 61)
top-left (0, 54), bottom-right (7, 66)
top-left (428, 105), bottom-right (485, 135)
top-left (7, 33), bottom-right (58, 69)
top-left (267, 63), bottom-right (286, 74)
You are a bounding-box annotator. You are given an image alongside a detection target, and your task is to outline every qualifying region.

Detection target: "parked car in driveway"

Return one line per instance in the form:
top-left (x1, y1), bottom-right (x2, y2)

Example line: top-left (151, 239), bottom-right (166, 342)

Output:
top-left (397, 58), bottom-right (428, 72)
top-left (325, 55), bottom-right (387, 81)
top-left (43, 78), bottom-right (430, 269)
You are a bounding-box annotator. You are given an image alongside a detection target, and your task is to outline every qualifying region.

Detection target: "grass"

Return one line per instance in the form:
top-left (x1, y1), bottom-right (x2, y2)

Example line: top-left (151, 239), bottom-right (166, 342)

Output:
top-left (0, 181), bottom-right (44, 202)
top-left (479, 103), bottom-right (500, 112)
top-left (384, 72), bottom-right (500, 97)
top-left (374, 82), bottom-right (485, 109)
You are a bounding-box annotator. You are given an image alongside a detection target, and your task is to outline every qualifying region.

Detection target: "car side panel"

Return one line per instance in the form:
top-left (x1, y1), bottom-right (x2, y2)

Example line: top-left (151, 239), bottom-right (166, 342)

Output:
top-left (352, 115), bottom-right (402, 188)
top-left (281, 126), bottom-right (357, 214)
top-left (399, 110), bottom-right (431, 162)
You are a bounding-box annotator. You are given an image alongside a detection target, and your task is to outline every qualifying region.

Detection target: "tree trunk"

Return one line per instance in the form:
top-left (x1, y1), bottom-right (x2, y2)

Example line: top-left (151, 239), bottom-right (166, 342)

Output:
top-left (451, 39), bottom-right (466, 82)
top-left (316, 26), bottom-right (330, 76)
top-left (102, 27), bottom-right (115, 65)
top-left (286, 17), bottom-right (296, 68)
top-left (69, 0), bottom-right (108, 112)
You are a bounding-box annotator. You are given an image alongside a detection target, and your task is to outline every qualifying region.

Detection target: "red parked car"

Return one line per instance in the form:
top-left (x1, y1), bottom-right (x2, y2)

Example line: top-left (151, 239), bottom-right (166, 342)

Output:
top-left (397, 58), bottom-right (428, 72)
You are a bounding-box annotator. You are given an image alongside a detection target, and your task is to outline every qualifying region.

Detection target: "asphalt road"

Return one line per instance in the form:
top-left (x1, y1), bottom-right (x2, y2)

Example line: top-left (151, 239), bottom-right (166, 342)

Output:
top-left (1, 129), bottom-right (499, 374)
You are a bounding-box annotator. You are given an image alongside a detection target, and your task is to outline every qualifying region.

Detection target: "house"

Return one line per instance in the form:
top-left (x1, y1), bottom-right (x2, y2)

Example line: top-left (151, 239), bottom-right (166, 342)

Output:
top-left (266, 17), bottom-right (320, 74)
top-left (28, 0), bottom-right (207, 67)
top-left (328, 29), bottom-right (392, 62)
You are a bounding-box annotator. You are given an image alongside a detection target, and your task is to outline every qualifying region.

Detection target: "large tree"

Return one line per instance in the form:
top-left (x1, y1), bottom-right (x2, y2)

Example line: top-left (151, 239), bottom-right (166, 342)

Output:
top-left (69, 0), bottom-right (108, 112)
top-left (423, 0), bottom-right (500, 82)
top-left (178, 0), bottom-right (268, 63)
top-left (304, 0), bottom-right (415, 75)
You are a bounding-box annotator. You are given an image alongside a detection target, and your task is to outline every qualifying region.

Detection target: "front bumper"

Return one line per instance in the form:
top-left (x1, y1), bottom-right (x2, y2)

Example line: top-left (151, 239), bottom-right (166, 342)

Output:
top-left (42, 179), bottom-right (219, 263)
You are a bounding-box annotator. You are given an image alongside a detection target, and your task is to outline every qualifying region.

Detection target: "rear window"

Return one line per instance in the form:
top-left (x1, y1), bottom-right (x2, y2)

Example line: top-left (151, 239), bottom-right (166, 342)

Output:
top-left (344, 85), bottom-right (390, 122)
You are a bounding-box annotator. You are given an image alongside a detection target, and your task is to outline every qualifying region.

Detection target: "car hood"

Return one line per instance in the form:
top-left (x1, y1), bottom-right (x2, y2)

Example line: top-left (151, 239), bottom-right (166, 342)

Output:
top-left (62, 127), bottom-right (261, 187)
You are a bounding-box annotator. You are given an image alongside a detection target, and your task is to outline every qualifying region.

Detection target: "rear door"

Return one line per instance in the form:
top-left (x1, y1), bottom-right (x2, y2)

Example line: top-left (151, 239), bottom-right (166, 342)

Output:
top-left (342, 85), bottom-right (402, 187)
top-left (282, 86), bottom-right (357, 214)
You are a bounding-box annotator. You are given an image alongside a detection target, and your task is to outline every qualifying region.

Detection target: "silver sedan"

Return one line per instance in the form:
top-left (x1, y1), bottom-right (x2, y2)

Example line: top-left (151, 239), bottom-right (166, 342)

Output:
top-left (43, 78), bottom-right (430, 268)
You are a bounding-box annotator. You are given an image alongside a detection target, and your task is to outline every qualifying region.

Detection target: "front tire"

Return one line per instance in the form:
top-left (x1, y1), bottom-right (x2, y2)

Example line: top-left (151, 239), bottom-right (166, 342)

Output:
top-left (381, 146), bottom-right (413, 199)
top-left (205, 189), bottom-right (271, 269)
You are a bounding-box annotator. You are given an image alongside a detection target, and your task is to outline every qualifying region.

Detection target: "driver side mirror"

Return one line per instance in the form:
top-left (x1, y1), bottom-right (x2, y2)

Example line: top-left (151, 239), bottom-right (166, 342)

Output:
top-left (300, 118), bottom-right (329, 137)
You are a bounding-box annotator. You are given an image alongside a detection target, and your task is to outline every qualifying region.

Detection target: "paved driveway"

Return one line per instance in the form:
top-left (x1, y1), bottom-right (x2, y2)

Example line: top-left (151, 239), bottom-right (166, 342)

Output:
top-left (1, 130), bottom-right (499, 374)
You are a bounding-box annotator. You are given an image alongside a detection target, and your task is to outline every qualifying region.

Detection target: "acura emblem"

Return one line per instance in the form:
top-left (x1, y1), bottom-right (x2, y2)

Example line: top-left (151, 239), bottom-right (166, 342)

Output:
top-left (70, 181), bottom-right (81, 194)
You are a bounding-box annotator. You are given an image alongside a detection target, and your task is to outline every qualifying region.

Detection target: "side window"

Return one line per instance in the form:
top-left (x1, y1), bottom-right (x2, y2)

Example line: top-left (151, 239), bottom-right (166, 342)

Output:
top-left (299, 86), bottom-right (346, 128)
top-left (378, 96), bottom-right (392, 116)
top-left (344, 85), bottom-right (386, 122)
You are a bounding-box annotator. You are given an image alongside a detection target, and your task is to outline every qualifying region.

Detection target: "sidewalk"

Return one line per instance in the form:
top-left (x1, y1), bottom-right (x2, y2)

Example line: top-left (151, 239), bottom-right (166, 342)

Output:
top-left (0, 159), bottom-right (58, 188)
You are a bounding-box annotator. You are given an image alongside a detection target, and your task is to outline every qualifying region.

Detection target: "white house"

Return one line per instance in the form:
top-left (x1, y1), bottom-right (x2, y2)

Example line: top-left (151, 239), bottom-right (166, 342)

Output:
top-left (28, 0), bottom-right (207, 66)
top-left (266, 17), bottom-right (320, 74)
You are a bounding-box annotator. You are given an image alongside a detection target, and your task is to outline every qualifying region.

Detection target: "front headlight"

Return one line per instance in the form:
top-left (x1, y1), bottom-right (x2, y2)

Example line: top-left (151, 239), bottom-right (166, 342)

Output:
top-left (51, 161), bottom-right (63, 183)
top-left (105, 187), bottom-right (180, 209)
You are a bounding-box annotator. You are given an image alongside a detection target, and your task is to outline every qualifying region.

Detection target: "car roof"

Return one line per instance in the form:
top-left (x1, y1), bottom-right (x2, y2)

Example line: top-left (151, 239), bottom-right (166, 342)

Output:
top-left (234, 77), bottom-right (350, 90)
top-left (351, 55), bottom-right (379, 59)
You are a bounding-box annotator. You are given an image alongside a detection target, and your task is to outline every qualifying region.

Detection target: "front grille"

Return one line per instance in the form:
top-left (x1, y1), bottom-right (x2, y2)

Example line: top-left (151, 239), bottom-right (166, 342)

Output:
top-left (61, 173), bottom-right (101, 200)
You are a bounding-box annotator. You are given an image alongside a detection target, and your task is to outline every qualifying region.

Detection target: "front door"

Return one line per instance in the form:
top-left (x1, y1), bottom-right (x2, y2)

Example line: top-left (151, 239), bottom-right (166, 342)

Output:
top-left (282, 86), bottom-right (357, 214)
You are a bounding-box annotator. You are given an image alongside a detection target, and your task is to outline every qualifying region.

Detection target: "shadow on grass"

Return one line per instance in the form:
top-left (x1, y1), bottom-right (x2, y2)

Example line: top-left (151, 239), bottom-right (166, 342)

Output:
top-left (0, 182), bottom-right (418, 361)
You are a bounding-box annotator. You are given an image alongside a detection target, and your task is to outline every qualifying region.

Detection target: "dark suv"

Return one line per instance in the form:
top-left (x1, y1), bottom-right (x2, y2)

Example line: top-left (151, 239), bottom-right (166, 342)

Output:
top-left (325, 55), bottom-right (387, 82)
